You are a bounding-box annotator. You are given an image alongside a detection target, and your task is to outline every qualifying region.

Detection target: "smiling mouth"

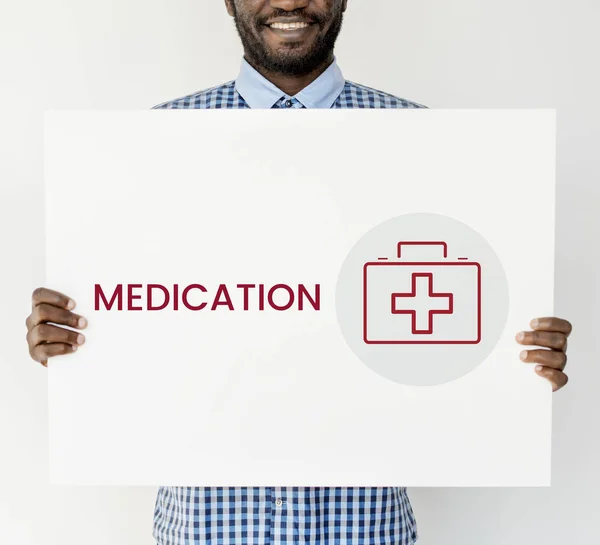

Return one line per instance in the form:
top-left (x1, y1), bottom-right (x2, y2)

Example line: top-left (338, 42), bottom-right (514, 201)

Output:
top-left (267, 21), bottom-right (313, 31)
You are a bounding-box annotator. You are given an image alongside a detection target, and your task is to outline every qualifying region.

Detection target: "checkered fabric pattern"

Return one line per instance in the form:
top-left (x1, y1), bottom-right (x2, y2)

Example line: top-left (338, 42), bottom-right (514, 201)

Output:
top-left (152, 77), bottom-right (422, 545)
top-left (152, 80), bottom-right (425, 110)
top-left (153, 487), bottom-right (418, 545)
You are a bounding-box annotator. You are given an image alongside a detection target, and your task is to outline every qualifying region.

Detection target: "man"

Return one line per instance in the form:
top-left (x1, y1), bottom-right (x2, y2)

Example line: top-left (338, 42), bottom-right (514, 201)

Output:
top-left (25, 1), bottom-right (573, 544)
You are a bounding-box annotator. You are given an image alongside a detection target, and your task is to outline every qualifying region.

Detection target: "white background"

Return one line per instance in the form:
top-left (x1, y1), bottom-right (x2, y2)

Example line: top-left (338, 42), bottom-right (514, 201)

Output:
top-left (1, 0), bottom-right (598, 543)
top-left (45, 110), bottom-right (553, 486)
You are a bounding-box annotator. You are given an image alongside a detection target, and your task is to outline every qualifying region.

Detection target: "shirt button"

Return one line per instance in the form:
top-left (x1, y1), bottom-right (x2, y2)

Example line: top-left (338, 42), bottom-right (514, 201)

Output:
top-left (275, 498), bottom-right (283, 507)
top-left (285, 100), bottom-right (293, 108)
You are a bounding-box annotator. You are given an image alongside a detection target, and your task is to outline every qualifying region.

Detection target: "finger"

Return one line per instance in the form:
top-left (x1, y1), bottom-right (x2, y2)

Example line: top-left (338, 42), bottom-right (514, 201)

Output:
top-left (27, 323), bottom-right (85, 348)
top-left (31, 287), bottom-right (75, 311)
top-left (520, 349), bottom-right (567, 370)
top-left (31, 343), bottom-right (78, 366)
top-left (28, 303), bottom-right (87, 331)
top-left (516, 330), bottom-right (567, 351)
top-left (530, 317), bottom-right (573, 337)
top-left (534, 366), bottom-right (569, 392)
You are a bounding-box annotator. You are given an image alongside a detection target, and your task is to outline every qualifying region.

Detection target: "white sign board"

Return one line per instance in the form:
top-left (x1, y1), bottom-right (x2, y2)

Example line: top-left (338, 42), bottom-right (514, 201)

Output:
top-left (45, 110), bottom-right (555, 486)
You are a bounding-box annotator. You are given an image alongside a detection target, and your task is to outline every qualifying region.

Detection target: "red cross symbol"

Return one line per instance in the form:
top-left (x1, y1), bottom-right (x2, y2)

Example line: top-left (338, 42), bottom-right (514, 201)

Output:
top-left (391, 273), bottom-right (454, 335)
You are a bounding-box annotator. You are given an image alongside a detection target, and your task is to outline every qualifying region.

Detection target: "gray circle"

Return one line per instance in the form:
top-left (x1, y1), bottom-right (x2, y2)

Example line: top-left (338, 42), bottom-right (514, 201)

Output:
top-left (335, 213), bottom-right (509, 386)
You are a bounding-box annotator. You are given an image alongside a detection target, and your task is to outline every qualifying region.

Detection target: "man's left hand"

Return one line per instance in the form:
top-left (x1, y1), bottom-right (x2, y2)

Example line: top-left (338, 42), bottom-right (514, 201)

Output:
top-left (516, 317), bottom-right (572, 392)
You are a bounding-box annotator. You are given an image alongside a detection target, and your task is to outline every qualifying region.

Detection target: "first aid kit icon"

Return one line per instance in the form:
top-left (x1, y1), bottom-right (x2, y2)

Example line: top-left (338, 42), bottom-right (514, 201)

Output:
top-left (363, 241), bottom-right (481, 344)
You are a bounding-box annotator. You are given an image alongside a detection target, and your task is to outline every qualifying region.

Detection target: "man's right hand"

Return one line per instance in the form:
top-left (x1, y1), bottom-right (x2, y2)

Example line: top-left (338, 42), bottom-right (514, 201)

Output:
top-left (25, 287), bottom-right (88, 367)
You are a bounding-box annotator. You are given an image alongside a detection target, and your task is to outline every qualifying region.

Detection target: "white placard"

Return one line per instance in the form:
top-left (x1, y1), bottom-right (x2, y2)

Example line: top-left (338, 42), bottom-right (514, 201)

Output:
top-left (45, 110), bottom-right (555, 486)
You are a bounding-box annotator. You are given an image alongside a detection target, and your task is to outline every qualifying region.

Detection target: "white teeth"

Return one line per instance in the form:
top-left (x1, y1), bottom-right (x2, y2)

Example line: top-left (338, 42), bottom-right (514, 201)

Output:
top-left (270, 22), bottom-right (310, 30)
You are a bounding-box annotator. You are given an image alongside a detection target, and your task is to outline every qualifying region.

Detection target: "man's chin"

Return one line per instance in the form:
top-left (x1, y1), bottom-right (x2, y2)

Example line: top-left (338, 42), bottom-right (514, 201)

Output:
top-left (262, 36), bottom-right (315, 54)
top-left (244, 33), bottom-right (331, 75)
top-left (262, 56), bottom-right (322, 76)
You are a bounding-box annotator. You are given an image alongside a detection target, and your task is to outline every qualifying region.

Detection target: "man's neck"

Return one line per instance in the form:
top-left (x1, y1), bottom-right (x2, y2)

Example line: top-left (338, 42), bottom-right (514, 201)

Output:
top-left (243, 54), bottom-right (335, 96)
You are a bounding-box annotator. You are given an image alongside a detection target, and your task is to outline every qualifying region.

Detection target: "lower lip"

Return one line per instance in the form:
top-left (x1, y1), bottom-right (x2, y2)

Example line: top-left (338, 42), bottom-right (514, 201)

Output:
top-left (265, 24), bottom-right (316, 41)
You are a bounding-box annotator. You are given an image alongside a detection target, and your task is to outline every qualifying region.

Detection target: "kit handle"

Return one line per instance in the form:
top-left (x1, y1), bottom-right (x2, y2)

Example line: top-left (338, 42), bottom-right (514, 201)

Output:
top-left (397, 241), bottom-right (448, 258)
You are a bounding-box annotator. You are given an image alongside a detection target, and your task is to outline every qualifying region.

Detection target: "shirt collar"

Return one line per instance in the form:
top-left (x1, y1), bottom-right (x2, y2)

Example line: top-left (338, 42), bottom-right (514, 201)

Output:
top-left (234, 56), bottom-right (346, 109)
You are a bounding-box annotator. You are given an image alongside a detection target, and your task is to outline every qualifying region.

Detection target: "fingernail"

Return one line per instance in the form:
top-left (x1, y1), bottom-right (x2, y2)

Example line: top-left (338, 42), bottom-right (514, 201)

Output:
top-left (77, 317), bottom-right (87, 328)
top-left (77, 334), bottom-right (85, 345)
top-left (531, 318), bottom-right (540, 328)
top-left (519, 350), bottom-right (528, 361)
top-left (516, 332), bottom-right (525, 341)
top-left (67, 299), bottom-right (76, 310)
top-left (535, 365), bottom-right (543, 372)
top-left (72, 345), bottom-right (78, 351)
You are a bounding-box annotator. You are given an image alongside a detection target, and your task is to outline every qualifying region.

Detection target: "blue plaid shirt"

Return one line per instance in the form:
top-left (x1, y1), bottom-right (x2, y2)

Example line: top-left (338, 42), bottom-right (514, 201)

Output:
top-left (152, 57), bottom-right (424, 545)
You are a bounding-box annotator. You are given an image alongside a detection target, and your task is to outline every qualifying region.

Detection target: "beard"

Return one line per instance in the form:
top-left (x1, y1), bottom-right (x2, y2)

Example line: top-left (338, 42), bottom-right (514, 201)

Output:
top-left (231, 2), bottom-right (345, 76)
